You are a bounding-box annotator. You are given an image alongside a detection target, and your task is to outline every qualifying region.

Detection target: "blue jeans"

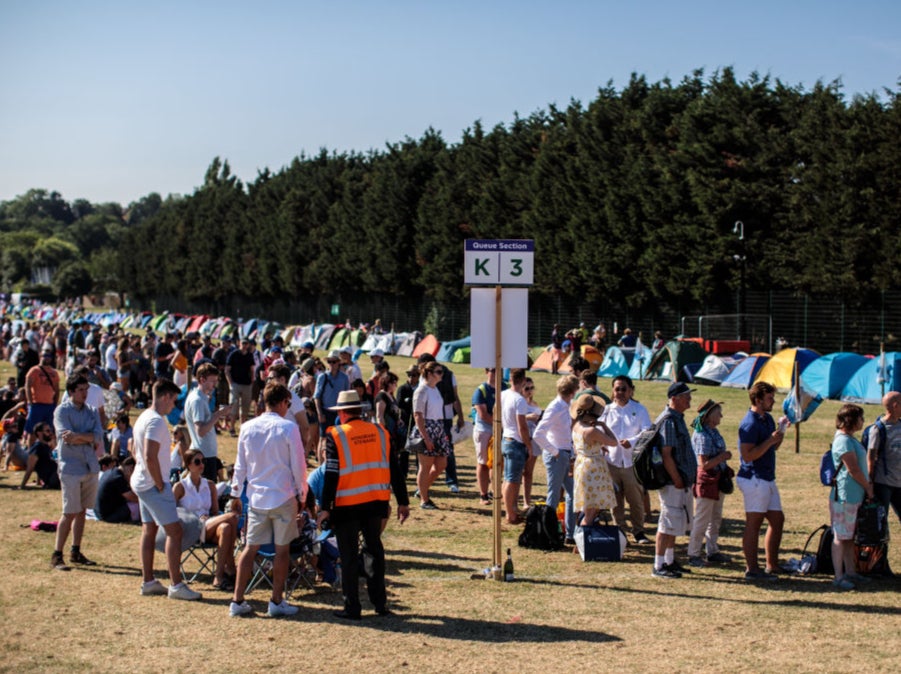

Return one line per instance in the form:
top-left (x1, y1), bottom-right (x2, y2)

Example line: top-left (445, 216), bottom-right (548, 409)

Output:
top-left (502, 438), bottom-right (528, 484)
top-left (543, 450), bottom-right (575, 538)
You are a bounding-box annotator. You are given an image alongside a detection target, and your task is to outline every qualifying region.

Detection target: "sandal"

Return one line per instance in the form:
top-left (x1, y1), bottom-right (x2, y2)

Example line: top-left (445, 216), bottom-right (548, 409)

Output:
top-left (214, 578), bottom-right (235, 592)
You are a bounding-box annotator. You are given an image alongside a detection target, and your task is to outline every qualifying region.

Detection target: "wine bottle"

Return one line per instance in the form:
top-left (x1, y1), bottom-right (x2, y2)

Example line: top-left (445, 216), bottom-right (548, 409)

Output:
top-left (503, 548), bottom-right (514, 581)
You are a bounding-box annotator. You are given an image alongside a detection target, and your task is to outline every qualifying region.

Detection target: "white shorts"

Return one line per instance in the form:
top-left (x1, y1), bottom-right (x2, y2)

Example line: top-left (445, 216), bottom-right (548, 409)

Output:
top-left (473, 429), bottom-right (492, 465)
top-left (737, 476), bottom-right (782, 513)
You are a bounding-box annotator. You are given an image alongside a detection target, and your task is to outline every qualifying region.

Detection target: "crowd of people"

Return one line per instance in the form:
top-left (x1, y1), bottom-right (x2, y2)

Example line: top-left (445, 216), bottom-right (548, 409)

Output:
top-left (4, 304), bottom-right (899, 619)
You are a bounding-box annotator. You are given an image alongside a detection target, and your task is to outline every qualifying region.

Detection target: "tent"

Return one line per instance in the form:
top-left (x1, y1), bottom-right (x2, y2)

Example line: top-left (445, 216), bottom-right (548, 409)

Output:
top-left (395, 332), bottom-right (421, 357)
top-left (436, 337), bottom-right (471, 363)
top-left (314, 324), bottom-right (337, 351)
top-left (642, 340), bottom-right (709, 382)
top-left (529, 348), bottom-right (558, 373)
top-left (753, 347), bottom-right (819, 390)
top-left (451, 347), bottom-right (471, 364)
top-left (720, 353), bottom-right (770, 389)
top-left (800, 353), bottom-right (869, 400)
top-left (694, 354), bottom-right (743, 386)
top-left (597, 346), bottom-right (633, 378)
top-left (412, 334), bottom-right (440, 359)
top-left (627, 341), bottom-right (654, 380)
top-left (558, 345), bottom-right (604, 374)
top-left (840, 352), bottom-right (901, 404)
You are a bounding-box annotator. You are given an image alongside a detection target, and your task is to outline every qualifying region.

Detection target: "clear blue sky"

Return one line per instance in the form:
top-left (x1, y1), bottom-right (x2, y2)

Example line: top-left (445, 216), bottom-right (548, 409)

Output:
top-left (1, 0), bottom-right (898, 206)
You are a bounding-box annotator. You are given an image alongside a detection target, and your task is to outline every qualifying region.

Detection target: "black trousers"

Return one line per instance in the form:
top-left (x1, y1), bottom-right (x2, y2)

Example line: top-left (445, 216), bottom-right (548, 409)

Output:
top-left (874, 482), bottom-right (901, 525)
top-left (334, 513), bottom-right (386, 616)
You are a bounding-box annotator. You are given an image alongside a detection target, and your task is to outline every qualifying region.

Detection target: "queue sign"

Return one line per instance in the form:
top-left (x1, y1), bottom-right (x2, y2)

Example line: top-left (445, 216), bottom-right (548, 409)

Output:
top-left (464, 239), bottom-right (534, 286)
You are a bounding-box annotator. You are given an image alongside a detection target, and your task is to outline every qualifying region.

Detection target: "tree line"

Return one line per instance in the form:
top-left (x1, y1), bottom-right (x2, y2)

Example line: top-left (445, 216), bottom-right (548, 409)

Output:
top-left (2, 68), bottom-right (899, 317)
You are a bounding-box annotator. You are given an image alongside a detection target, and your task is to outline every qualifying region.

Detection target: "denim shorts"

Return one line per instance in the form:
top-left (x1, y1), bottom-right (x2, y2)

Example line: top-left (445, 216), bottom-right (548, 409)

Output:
top-left (502, 438), bottom-right (528, 484)
top-left (136, 483), bottom-right (179, 526)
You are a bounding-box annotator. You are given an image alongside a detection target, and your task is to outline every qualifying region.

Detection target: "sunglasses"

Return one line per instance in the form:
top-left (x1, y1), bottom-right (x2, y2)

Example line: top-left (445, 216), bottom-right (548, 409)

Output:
top-left (191, 458), bottom-right (204, 466)
top-left (432, 369), bottom-right (443, 375)
top-left (523, 386), bottom-right (534, 391)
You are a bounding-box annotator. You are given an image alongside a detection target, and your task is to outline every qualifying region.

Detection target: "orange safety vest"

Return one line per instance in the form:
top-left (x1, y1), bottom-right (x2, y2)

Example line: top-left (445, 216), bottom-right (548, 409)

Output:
top-left (330, 419), bottom-right (391, 507)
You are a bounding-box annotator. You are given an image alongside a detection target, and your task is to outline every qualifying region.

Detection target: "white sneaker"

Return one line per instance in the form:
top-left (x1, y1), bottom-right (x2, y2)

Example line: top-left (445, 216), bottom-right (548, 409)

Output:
top-left (267, 599), bottom-right (299, 617)
top-left (168, 582), bottom-right (202, 601)
top-left (140, 579), bottom-right (168, 596)
top-left (229, 600), bottom-right (254, 617)
top-left (448, 484), bottom-right (460, 493)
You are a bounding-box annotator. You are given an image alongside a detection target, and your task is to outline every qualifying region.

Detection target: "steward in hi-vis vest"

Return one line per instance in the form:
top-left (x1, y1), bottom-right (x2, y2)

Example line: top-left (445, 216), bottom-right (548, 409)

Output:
top-left (319, 390), bottom-right (409, 620)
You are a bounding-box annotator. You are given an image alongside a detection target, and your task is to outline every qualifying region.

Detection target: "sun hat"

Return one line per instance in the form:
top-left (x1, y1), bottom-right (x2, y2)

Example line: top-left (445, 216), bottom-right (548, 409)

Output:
top-left (667, 382), bottom-right (696, 398)
top-left (569, 394), bottom-right (606, 420)
top-left (328, 390), bottom-right (363, 411)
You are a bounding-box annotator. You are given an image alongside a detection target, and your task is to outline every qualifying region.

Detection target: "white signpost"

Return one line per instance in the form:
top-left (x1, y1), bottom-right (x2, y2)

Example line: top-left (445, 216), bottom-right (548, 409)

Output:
top-left (465, 239), bottom-right (533, 578)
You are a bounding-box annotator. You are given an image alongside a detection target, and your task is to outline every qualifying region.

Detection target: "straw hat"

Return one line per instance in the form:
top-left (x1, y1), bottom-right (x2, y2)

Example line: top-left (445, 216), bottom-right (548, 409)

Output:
top-left (569, 394), bottom-right (606, 421)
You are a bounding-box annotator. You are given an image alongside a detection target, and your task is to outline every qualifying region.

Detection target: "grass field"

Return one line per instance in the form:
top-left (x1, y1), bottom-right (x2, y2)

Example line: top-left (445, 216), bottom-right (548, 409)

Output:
top-left (1, 355), bottom-right (899, 673)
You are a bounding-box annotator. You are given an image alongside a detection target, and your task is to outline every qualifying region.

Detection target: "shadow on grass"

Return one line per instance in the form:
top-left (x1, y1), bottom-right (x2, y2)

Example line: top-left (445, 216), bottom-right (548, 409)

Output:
top-left (603, 579), bottom-right (901, 613)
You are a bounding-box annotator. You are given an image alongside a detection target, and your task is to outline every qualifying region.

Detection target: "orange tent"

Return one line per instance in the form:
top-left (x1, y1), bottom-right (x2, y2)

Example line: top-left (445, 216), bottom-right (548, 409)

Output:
top-left (412, 334), bottom-right (440, 359)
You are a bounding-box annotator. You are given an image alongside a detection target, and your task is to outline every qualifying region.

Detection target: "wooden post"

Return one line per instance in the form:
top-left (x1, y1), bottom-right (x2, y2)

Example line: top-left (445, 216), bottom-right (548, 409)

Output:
top-left (492, 285), bottom-right (504, 578)
top-left (794, 361), bottom-right (801, 454)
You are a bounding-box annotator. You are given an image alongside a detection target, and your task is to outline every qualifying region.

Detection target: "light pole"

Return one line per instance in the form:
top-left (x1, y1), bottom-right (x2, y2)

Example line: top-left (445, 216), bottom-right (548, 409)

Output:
top-left (732, 221), bottom-right (746, 340)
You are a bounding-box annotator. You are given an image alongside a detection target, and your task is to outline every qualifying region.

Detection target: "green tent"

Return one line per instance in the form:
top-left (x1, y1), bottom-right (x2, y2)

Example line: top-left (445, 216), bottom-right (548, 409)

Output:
top-left (643, 340), bottom-right (709, 382)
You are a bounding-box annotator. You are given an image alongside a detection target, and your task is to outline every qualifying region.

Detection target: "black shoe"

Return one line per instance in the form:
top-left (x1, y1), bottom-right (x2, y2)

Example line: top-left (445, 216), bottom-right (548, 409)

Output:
top-left (652, 564), bottom-right (682, 579)
top-left (70, 550), bottom-right (97, 566)
top-left (50, 552), bottom-right (71, 571)
top-left (668, 560), bottom-right (692, 574)
top-left (333, 610), bottom-right (361, 621)
top-left (374, 607), bottom-right (394, 616)
top-left (634, 533), bottom-right (652, 545)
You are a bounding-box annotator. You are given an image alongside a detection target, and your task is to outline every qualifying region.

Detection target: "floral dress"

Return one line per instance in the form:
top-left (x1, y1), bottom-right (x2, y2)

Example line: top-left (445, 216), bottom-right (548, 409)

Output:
top-left (572, 426), bottom-right (617, 512)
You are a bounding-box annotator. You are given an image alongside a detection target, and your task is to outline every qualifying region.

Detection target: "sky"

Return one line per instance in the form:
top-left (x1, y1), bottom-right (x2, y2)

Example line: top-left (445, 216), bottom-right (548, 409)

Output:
top-left (1, 0), bottom-right (899, 207)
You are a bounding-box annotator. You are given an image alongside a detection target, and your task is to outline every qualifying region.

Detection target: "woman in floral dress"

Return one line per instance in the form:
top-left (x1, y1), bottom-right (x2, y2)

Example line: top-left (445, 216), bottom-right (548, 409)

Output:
top-left (571, 394), bottom-right (618, 527)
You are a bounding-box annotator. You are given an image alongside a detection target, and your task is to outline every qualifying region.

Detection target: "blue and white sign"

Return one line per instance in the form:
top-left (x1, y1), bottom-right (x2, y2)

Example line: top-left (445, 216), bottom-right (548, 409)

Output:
top-left (464, 239), bottom-right (534, 286)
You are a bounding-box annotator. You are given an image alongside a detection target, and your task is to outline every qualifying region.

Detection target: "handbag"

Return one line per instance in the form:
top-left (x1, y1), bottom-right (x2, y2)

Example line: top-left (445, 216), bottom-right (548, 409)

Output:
top-left (404, 426), bottom-right (425, 454)
top-left (718, 466), bottom-right (735, 495)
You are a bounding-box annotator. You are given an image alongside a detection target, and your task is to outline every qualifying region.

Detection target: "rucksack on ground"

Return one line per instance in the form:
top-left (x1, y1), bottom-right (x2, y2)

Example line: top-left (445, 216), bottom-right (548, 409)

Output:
top-left (798, 524), bottom-right (833, 575)
top-left (518, 504), bottom-right (564, 551)
top-left (632, 420), bottom-right (670, 490)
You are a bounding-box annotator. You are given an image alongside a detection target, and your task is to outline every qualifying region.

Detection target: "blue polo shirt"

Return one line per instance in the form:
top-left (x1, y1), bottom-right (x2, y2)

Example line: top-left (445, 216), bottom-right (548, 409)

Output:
top-left (738, 408), bottom-right (777, 482)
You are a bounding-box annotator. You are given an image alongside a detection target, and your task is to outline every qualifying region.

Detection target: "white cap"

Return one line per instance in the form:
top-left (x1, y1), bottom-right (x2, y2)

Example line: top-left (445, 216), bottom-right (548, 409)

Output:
top-left (369, 348), bottom-right (385, 358)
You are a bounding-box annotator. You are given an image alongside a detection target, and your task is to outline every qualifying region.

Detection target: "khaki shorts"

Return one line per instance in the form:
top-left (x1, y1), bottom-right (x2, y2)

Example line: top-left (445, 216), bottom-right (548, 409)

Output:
top-left (657, 485), bottom-right (692, 536)
top-left (246, 497), bottom-right (298, 546)
top-left (61, 473), bottom-right (99, 514)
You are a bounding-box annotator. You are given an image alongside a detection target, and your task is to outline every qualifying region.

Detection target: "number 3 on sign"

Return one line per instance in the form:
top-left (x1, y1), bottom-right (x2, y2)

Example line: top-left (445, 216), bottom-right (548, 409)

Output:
top-left (499, 253), bottom-right (532, 285)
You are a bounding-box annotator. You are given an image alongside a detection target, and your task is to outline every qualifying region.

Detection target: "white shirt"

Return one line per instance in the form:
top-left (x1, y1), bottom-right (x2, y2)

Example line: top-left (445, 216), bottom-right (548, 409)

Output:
top-left (501, 389), bottom-right (529, 442)
top-left (130, 409), bottom-right (172, 493)
top-left (599, 399), bottom-right (652, 468)
top-left (413, 383), bottom-right (444, 420)
top-left (105, 343), bottom-right (118, 372)
top-left (533, 396), bottom-right (574, 457)
top-left (232, 411), bottom-right (307, 510)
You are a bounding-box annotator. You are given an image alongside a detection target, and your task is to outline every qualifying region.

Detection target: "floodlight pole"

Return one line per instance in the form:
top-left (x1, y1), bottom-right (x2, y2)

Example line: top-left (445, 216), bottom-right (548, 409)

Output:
top-left (733, 221), bottom-right (746, 340)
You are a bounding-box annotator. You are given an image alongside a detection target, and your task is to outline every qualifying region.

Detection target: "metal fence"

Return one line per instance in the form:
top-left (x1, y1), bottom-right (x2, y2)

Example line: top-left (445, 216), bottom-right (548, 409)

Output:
top-left (142, 288), bottom-right (901, 356)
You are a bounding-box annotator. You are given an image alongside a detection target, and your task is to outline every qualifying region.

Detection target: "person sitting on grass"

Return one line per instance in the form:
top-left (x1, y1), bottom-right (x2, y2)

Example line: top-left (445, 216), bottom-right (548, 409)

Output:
top-left (95, 456), bottom-right (140, 523)
top-left (18, 421), bottom-right (59, 489)
top-left (173, 448), bottom-right (240, 591)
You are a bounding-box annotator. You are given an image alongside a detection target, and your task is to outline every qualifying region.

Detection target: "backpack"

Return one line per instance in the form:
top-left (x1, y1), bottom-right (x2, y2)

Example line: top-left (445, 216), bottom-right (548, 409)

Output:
top-left (798, 524), bottom-right (833, 575)
top-left (469, 383), bottom-right (488, 424)
top-left (861, 418), bottom-right (887, 473)
top-left (632, 418), bottom-right (670, 490)
top-left (819, 445), bottom-right (841, 486)
top-left (518, 504), bottom-right (564, 551)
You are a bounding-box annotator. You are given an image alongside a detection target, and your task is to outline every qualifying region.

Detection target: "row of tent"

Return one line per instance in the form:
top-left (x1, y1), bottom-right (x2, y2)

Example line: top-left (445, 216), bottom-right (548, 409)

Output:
top-left (540, 338), bottom-right (897, 405)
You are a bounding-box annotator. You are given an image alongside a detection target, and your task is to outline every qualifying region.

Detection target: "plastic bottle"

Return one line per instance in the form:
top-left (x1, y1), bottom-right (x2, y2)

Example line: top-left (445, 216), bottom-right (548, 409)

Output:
top-left (503, 548), bottom-right (514, 582)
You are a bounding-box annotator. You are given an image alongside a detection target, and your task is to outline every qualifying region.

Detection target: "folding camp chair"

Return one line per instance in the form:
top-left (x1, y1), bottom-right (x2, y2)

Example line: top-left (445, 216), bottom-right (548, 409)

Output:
top-left (180, 539), bottom-right (218, 584)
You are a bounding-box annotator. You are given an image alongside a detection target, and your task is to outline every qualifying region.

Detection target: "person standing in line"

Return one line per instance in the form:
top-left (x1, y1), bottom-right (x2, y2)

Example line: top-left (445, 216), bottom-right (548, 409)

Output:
top-left (599, 375), bottom-right (653, 545)
top-left (131, 378), bottom-right (201, 600)
top-left (51, 375), bottom-right (104, 571)
top-left (533, 375), bottom-right (579, 543)
top-left (652, 382), bottom-right (697, 579)
top-left (737, 381), bottom-right (788, 582)
top-left (229, 383), bottom-right (307, 618)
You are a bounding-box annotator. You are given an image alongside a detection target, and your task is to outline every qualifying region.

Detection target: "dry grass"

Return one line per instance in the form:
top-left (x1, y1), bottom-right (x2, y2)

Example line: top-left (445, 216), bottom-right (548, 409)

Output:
top-left (1, 357), bottom-right (900, 673)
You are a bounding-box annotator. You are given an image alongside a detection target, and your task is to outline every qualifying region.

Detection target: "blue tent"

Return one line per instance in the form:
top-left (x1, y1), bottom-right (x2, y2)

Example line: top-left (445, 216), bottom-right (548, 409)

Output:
top-left (720, 354), bottom-right (770, 389)
top-left (436, 336), bottom-right (471, 363)
top-left (801, 353), bottom-right (869, 400)
top-left (628, 341), bottom-right (654, 380)
top-left (597, 346), bottom-right (633, 378)
top-left (840, 353), bottom-right (901, 404)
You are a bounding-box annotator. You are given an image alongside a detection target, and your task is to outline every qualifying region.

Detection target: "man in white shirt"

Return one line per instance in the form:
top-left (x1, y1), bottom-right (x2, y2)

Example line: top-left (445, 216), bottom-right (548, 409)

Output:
top-left (533, 375), bottom-right (580, 543)
top-left (599, 375), bottom-right (653, 544)
top-left (131, 378), bottom-right (201, 600)
top-left (500, 369), bottom-right (532, 524)
top-left (229, 382), bottom-right (307, 619)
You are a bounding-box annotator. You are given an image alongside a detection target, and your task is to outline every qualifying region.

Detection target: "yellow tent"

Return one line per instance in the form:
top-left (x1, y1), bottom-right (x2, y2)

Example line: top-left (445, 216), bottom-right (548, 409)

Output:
top-left (753, 347), bottom-right (819, 390)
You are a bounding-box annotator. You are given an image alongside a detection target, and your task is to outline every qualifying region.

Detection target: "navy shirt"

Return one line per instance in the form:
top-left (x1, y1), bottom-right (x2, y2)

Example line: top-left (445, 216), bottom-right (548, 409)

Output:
top-left (738, 409), bottom-right (777, 482)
